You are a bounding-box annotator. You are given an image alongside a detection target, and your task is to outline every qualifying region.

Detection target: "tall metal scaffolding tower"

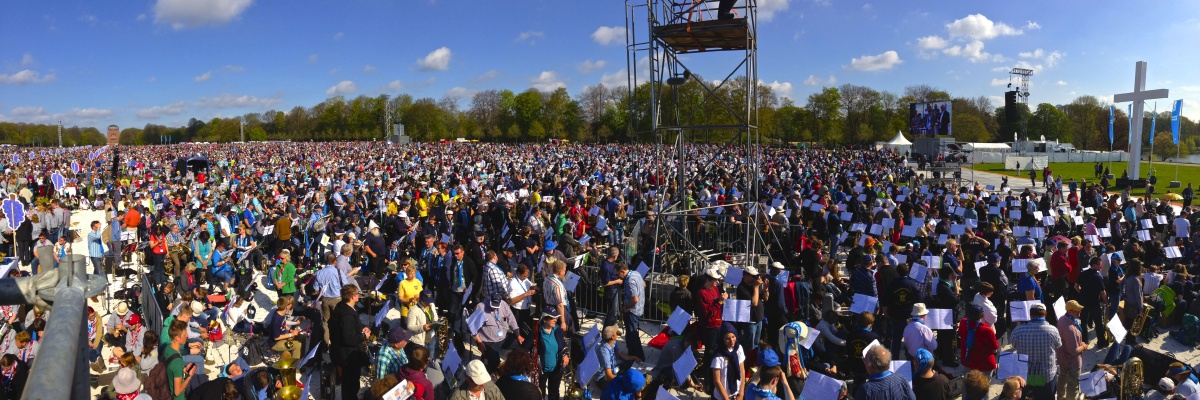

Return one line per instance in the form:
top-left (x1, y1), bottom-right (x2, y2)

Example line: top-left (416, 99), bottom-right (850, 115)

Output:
top-left (625, 0), bottom-right (764, 280)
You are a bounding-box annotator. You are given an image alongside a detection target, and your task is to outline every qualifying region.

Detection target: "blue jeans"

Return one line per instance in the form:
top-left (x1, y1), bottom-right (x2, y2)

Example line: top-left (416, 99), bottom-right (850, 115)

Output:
top-left (1104, 343), bottom-right (1132, 365)
top-left (623, 312), bottom-right (644, 360)
top-left (741, 320), bottom-right (763, 352)
top-left (603, 289), bottom-right (620, 327)
top-left (90, 256), bottom-right (104, 276)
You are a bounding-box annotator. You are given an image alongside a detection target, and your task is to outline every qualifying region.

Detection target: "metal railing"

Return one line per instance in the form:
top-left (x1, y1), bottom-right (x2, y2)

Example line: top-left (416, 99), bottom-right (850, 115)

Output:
top-left (0, 255), bottom-right (107, 400)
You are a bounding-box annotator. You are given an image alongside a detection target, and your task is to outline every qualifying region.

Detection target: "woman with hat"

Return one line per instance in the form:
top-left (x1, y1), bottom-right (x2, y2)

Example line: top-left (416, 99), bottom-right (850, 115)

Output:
top-left (496, 348), bottom-right (543, 400)
top-left (110, 353), bottom-right (143, 400)
top-left (710, 323), bottom-right (746, 400)
top-left (957, 303), bottom-right (999, 373)
top-left (533, 310), bottom-right (569, 400)
top-left (910, 348), bottom-right (951, 399)
top-left (450, 360), bottom-right (504, 400)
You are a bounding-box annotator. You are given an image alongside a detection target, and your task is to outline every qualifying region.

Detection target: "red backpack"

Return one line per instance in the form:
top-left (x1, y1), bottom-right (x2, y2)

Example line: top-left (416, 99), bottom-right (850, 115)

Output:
top-left (783, 277), bottom-right (800, 314)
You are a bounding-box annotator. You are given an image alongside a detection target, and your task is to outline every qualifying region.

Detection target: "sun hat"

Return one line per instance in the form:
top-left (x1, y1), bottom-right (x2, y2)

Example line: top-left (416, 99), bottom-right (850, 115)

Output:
top-left (115, 302), bottom-right (129, 316)
top-left (466, 360), bottom-right (491, 384)
top-left (911, 303), bottom-right (929, 317)
top-left (113, 367), bottom-right (141, 394)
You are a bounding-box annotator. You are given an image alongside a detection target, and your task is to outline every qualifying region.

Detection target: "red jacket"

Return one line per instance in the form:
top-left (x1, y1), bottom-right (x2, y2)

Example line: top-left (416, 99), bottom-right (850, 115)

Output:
top-left (698, 286), bottom-right (723, 328)
top-left (958, 318), bottom-right (999, 372)
top-left (1067, 248), bottom-right (1082, 283)
top-left (1050, 250), bottom-right (1071, 281)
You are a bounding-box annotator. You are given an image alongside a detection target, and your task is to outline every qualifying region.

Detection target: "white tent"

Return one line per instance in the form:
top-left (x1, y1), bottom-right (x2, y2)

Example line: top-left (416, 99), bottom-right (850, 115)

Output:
top-left (879, 130), bottom-right (912, 154)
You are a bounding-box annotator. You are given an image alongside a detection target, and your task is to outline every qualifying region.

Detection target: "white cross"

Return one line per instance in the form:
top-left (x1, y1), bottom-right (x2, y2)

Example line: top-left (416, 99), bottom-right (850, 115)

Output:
top-left (1113, 61), bottom-right (1169, 179)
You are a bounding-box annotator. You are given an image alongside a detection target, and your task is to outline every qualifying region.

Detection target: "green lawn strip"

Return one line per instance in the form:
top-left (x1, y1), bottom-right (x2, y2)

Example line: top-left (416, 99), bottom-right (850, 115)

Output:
top-left (970, 161), bottom-right (1200, 198)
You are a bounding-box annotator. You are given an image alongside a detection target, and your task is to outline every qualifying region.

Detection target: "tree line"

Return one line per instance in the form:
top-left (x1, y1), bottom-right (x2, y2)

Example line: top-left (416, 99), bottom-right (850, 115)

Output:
top-left (0, 80), bottom-right (1194, 159)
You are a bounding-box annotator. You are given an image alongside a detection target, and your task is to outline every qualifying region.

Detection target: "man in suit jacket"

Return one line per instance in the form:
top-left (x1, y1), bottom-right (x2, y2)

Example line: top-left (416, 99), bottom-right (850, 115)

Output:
top-left (449, 244), bottom-right (481, 310)
top-left (330, 285), bottom-right (369, 400)
top-left (939, 104), bottom-right (951, 135)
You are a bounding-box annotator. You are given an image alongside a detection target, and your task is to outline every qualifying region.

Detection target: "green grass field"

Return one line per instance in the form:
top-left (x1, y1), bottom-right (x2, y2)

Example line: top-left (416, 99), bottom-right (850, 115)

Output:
top-left (971, 161), bottom-right (1200, 198)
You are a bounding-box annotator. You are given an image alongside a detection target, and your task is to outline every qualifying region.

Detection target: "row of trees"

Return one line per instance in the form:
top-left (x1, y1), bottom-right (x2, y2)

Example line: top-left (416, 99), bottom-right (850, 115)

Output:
top-left (0, 80), bottom-right (1195, 158)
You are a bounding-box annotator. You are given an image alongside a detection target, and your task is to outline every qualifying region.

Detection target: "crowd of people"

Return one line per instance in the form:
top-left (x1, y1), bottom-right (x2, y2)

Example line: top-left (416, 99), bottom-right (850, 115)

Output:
top-left (0, 141), bottom-right (1195, 400)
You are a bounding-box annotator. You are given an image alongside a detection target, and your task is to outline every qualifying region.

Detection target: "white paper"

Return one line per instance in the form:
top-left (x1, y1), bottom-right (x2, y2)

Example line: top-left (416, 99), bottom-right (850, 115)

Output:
top-left (937, 234), bottom-right (948, 245)
top-left (800, 372), bottom-right (843, 400)
top-left (565, 272), bottom-right (581, 292)
top-left (850, 294), bottom-right (878, 314)
top-left (1011, 258), bottom-right (1029, 273)
top-left (1053, 297), bottom-right (1067, 320)
top-left (1142, 219), bottom-right (1154, 229)
top-left (801, 328), bottom-right (820, 349)
top-left (724, 267), bottom-right (744, 286)
top-left (466, 307), bottom-right (487, 335)
top-left (840, 211), bottom-right (853, 221)
top-left (997, 352), bottom-right (1029, 379)
top-left (889, 361), bottom-right (913, 388)
top-left (298, 342), bottom-right (321, 368)
top-left (374, 300), bottom-right (391, 327)
top-left (667, 307), bottom-right (692, 335)
top-left (921, 256), bottom-right (940, 268)
top-left (657, 387), bottom-right (681, 400)
top-left (1107, 315), bottom-right (1128, 344)
top-left (383, 379), bottom-right (414, 400)
top-left (926, 309), bottom-right (955, 330)
top-left (862, 339), bottom-right (883, 358)
top-left (851, 223), bottom-right (866, 232)
top-left (989, 206), bottom-right (1000, 215)
top-left (579, 348), bottom-right (601, 386)
top-left (579, 234), bottom-right (592, 246)
top-left (869, 224), bottom-right (884, 236)
top-left (894, 254), bottom-right (907, 265)
top-left (1137, 230), bottom-right (1152, 241)
top-left (1010, 301), bottom-right (1031, 322)
top-left (637, 262), bottom-right (650, 277)
top-left (776, 270), bottom-right (790, 282)
top-left (462, 283), bottom-right (474, 304)
top-left (909, 263), bottom-right (927, 281)
top-left (1099, 227), bottom-right (1112, 237)
top-left (901, 225), bottom-right (918, 237)
top-left (723, 299), bottom-right (751, 323)
top-left (1079, 370), bottom-right (1108, 397)
top-left (950, 224), bottom-right (965, 235)
top-left (974, 261), bottom-right (987, 276)
top-left (1159, 215), bottom-right (1169, 225)
top-left (583, 324), bottom-right (602, 351)
top-left (1166, 246), bottom-right (1183, 258)
top-left (671, 346), bottom-right (698, 385)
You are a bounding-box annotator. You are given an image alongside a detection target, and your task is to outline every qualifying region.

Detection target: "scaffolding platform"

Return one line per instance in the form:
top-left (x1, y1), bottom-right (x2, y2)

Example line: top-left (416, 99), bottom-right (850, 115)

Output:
top-left (652, 18), bottom-right (753, 53)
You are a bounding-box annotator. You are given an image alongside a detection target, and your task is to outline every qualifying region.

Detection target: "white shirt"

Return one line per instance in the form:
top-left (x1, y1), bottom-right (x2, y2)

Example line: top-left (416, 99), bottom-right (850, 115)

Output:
top-left (1176, 217), bottom-right (1191, 239)
top-left (710, 346), bottom-right (746, 400)
top-left (508, 277), bottom-right (533, 310)
top-left (1143, 272), bottom-right (1164, 295)
top-left (973, 293), bottom-right (997, 325)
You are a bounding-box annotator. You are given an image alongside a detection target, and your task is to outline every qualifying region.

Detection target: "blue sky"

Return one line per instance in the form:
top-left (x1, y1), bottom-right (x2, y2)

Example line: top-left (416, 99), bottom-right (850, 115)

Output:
top-left (2, 0), bottom-right (1199, 130)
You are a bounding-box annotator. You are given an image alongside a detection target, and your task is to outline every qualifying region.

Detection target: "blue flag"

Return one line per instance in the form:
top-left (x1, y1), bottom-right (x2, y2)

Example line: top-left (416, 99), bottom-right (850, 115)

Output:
top-left (1109, 105), bottom-right (1115, 144)
top-left (1128, 104), bottom-right (1133, 144)
top-left (1151, 103), bottom-right (1158, 141)
top-left (1172, 99), bottom-right (1183, 145)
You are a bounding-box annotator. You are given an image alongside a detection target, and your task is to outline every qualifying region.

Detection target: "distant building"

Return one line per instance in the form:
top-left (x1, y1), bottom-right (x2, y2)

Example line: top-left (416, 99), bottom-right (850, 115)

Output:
top-left (106, 125), bottom-right (120, 146)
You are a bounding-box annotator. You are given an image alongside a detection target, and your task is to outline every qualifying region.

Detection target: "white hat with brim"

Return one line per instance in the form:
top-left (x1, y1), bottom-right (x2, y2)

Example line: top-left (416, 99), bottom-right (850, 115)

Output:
top-left (705, 267), bottom-right (722, 280)
top-left (911, 303), bottom-right (929, 317)
top-left (113, 368), bottom-right (141, 394)
top-left (466, 360), bottom-right (491, 384)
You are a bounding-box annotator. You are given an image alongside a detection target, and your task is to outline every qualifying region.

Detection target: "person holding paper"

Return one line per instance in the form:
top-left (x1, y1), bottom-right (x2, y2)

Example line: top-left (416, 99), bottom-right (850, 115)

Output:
top-left (845, 312), bottom-right (881, 386)
top-left (956, 304), bottom-right (998, 373)
top-left (710, 323), bottom-right (746, 400)
top-left (473, 299), bottom-right (520, 371)
top-left (929, 266), bottom-right (960, 367)
top-left (972, 283), bottom-right (998, 326)
top-left (909, 349), bottom-right (950, 400)
top-left (598, 325), bottom-right (642, 387)
top-left (1055, 300), bottom-right (1087, 400)
top-left (1121, 260), bottom-right (1145, 345)
top-left (1077, 256), bottom-right (1108, 347)
top-left (697, 267), bottom-right (726, 353)
top-left (735, 266), bottom-right (766, 352)
top-left (1010, 303), bottom-right (1062, 399)
top-left (884, 263), bottom-right (919, 358)
top-left (902, 304), bottom-right (936, 360)
top-left (854, 345), bottom-right (915, 400)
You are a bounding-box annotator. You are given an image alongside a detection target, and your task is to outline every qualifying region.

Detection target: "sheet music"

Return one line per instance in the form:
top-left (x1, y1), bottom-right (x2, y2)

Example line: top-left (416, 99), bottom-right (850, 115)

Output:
top-left (1079, 370), bottom-right (1107, 397)
top-left (799, 372), bottom-right (844, 400)
top-left (1011, 258), bottom-right (1029, 273)
top-left (849, 294), bottom-right (878, 314)
top-left (666, 307), bottom-right (692, 335)
top-left (926, 309), bottom-right (955, 330)
top-left (889, 361), bottom-right (913, 388)
top-left (997, 352), bottom-right (1029, 379)
top-left (671, 347), bottom-right (698, 385)
top-left (723, 299), bottom-right (751, 323)
top-left (724, 267), bottom-right (744, 286)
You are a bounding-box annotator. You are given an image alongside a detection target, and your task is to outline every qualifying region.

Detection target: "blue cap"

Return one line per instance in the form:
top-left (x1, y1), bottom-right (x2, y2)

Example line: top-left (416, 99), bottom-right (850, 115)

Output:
top-left (915, 348), bottom-right (934, 372)
top-left (988, 252), bottom-right (1001, 263)
top-left (544, 240), bottom-right (557, 251)
top-left (759, 349), bottom-right (781, 367)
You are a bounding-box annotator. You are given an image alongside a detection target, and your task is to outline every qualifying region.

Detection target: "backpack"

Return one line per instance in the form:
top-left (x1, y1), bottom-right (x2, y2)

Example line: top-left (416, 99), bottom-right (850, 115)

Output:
top-left (1172, 313), bottom-right (1200, 347)
top-left (146, 352), bottom-right (181, 400)
top-left (783, 279), bottom-right (801, 315)
top-left (265, 263), bottom-right (278, 291)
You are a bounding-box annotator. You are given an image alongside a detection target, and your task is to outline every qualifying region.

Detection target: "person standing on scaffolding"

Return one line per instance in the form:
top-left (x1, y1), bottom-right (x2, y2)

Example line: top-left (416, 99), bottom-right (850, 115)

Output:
top-left (717, 0), bottom-right (737, 19)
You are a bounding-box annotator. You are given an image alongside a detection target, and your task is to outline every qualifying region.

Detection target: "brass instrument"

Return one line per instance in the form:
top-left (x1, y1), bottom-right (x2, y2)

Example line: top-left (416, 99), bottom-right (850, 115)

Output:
top-left (364, 328), bottom-right (381, 392)
top-left (1131, 304), bottom-right (1153, 338)
top-left (435, 317), bottom-right (451, 358)
top-left (1100, 308), bottom-right (1114, 344)
top-left (1119, 357), bottom-right (1143, 400)
top-left (274, 357), bottom-right (302, 400)
top-left (563, 363), bottom-right (585, 400)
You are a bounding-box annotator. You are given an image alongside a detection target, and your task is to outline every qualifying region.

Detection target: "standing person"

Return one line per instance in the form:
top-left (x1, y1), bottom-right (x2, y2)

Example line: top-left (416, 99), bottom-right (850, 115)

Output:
top-left (1011, 303), bottom-right (1062, 399)
top-left (87, 221), bottom-right (105, 275)
top-left (472, 299), bottom-right (519, 371)
top-left (495, 348), bottom-right (543, 400)
top-left (164, 320), bottom-right (198, 400)
top-left (710, 323), bottom-right (745, 400)
top-left (314, 253), bottom-right (346, 345)
top-left (273, 250), bottom-right (297, 300)
top-left (148, 226), bottom-right (168, 288)
top-left (618, 262), bottom-right (646, 361)
top-left (846, 312), bottom-right (881, 386)
top-left (508, 264), bottom-right (537, 340)
top-left (450, 360), bottom-right (505, 400)
top-left (534, 310), bottom-right (569, 400)
top-left (1121, 260), bottom-right (1145, 345)
top-left (600, 247), bottom-right (623, 327)
top-left (396, 347), bottom-right (434, 400)
top-left (884, 263), bottom-right (919, 359)
top-left (329, 284), bottom-right (369, 400)
top-left (902, 303), bottom-right (936, 360)
top-left (854, 345), bottom-right (916, 400)
top-left (0, 353), bottom-right (29, 399)
top-left (543, 260), bottom-right (574, 334)
top-left (1077, 256), bottom-right (1107, 347)
top-left (397, 260), bottom-right (424, 328)
top-left (374, 329), bottom-right (410, 380)
top-left (909, 348), bottom-right (951, 400)
top-left (956, 304), bottom-right (998, 373)
top-left (697, 267), bottom-right (725, 353)
top-left (929, 266), bottom-right (960, 367)
top-left (448, 244), bottom-right (478, 316)
top-left (1056, 300), bottom-right (1087, 400)
top-left (481, 250), bottom-right (511, 304)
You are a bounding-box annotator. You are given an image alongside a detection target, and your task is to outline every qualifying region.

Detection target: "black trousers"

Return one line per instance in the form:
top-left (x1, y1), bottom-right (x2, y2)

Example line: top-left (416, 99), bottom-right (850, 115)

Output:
top-left (1080, 302), bottom-right (1105, 344)
top-left (541, 366), bottom-right (563, 400)
top-left (718, 0), bottom-right (736, 17)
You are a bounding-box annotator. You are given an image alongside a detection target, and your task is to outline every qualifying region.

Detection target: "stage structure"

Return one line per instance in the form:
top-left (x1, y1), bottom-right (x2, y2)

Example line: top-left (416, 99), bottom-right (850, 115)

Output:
top-left (625, 0), bottom-right (767, 294)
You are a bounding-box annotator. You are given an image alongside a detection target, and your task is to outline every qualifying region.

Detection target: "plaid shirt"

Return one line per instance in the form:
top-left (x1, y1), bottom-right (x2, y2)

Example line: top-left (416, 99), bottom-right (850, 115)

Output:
top-left (483, 261), bottom-right (509, 302)
top-left (1011, 318), bottom-right (1062, 380)
top-left (374, 345), bottom-right (407, 380)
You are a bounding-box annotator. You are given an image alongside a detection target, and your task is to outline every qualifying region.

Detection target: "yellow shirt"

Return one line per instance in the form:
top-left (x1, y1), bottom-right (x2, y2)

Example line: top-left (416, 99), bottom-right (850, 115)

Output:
top-left (398, 278), bottom-right (423, 317)
top-left (416, 198), bottom-right (430, 218)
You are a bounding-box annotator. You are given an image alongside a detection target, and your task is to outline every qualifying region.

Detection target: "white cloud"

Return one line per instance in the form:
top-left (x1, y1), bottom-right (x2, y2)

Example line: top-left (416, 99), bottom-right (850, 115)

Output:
top-left (136, 101), bottom-right (187, 119)
top-left (333, 32), bottom-right (344, 40)
top-left (20, 53), bottom-right (34, 67)
top-left (11, 107), bottom-right (45, 116)
top-left (761, 80), bottom-right (794, 99)
top-left (417, 47), bottom-right (452, 71)
top-left (844, 51), bottom-right (902, 71)
top-left (194, 94), bottom-right (281, 109)
top-left (591, 26), bottom-right (626, 46)
top-left (1044, 51), bottom-right (1065, 67)
top-left (802, 74), bottom-right (836, 86)
top-left (224, 64), bottom-right (244, 72)
top-left (990, 78), bottom-right (1009, 87)
top-left (945, 14), bottom-right (1022, 40)
top-left (759, 0), bottom-right (791, 21)
top-left (153, 0), bottom-right (254, 30)
top-left (363, 65), bottom-right (377, 73)
top-left (1025, 21), bottom-right (1041, 30)
top-left (380, 80), bottom-right (405, 92)
top-left (942, 40), bottom-right (1002, 63)
top-left (578, 60), bottom-right (607, 74)
top-left (916, 35), bottom-right (948, 50)
top-left (1018, 49), bottom-right (1044, 59)
top-left (862, 3), bottom-right (872, 11)
top-left (600, 69), bottom-right (627, 88)
top-left (325, 80), bottom-right (358, 96)
top-left (0, 69), bottom-right (56, 85)
top-left (470, 70), bottom-right (501, 85)
top-left (1056, 80), bottom-right (1067, 86)
top-left (445, 87), bottom-right (477, 99)
top-left (1013, 49), bottom-right (1064, 70)
top-left (64, 108), bottom-right (113, 119)
top-left (530, 71), bottom-right (565, 92)
top-left (193, 71), bottom-right (212, 82)
top-left (515, 31), bottom-right (544, 43)
top-left (307, 54), bottom-right (318, 63)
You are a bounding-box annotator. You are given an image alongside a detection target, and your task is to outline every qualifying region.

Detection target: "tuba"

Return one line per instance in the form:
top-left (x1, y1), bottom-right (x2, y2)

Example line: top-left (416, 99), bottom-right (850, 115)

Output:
top-left (1119, 357), bottom-right (1143, 400)
top-left (1131, 303), bottom-right (1153, 338)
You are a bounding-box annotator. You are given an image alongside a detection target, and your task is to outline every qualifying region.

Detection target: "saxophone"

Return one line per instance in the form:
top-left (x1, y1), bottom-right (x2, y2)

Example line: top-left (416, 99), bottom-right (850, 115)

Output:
top-left (1119, 357), bottom-right (1143, 400)
top-left (435, 317), bottom-right (451, 357)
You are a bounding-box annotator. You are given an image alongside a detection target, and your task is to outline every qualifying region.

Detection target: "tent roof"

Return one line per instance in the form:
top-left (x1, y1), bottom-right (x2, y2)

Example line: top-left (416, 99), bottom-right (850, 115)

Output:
top-left (886, 131), bottom-right (912, 146)
top-left (961, 143), bottom-right (1011, 151)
